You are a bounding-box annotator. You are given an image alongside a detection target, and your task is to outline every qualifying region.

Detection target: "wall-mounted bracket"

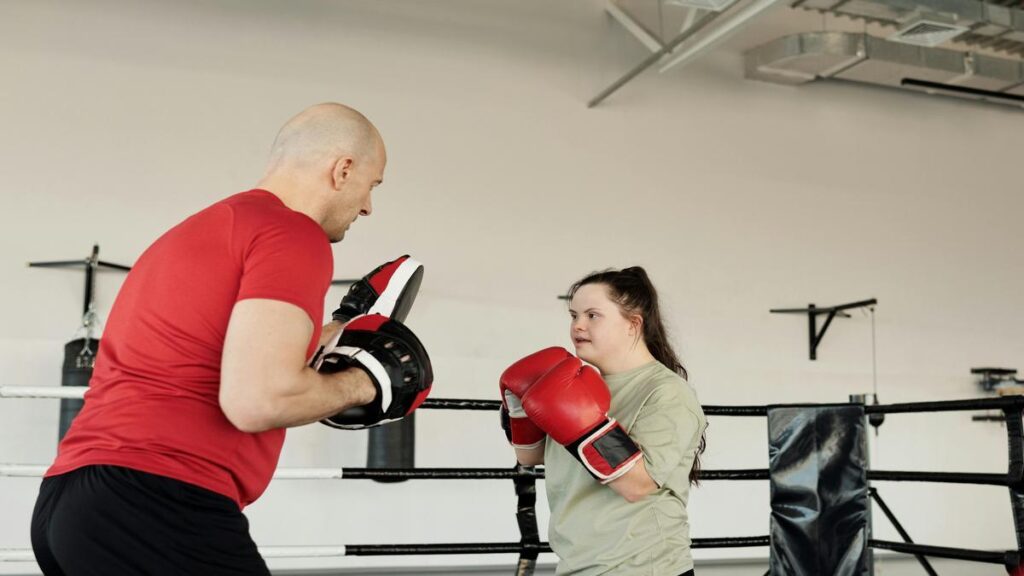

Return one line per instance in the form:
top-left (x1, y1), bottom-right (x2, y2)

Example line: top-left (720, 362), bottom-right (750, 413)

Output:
top-left (770, 298), bottom-right (877, 360)
top-left (28, 244), bottom-right (131, 319)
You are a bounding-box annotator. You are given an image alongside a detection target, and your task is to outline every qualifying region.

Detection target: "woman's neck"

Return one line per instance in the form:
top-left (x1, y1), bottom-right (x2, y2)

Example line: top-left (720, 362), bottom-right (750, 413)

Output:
top-left (598, 345), bottom-right (657, 376)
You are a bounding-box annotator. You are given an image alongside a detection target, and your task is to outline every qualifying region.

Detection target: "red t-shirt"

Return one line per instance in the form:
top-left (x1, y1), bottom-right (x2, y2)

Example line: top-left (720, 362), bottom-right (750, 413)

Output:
top-left (47, 189), bottom-right (333, 508)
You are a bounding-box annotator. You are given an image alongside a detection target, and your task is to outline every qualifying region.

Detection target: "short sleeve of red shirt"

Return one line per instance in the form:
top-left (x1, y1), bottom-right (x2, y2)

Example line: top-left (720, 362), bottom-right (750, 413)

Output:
top-left (235, 215), bottom-right (334, 330)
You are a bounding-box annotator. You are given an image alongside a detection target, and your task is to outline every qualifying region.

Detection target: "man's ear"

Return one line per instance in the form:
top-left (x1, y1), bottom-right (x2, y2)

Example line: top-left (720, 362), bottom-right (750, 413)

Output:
top-left (331, 156), bottom-right (355, 190)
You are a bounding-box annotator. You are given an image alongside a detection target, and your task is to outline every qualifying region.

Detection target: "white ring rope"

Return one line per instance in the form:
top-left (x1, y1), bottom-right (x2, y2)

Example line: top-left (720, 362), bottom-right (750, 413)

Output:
top-left (0, 464), bottom-right (344, 480)
top-left (0, 387), bottom-right (506, 565)
top-left (0, 386), bottom-right (87, 399)
top-left (0, 387), bottom-right (351, 481)
top-left (0, 387), bottom-right (352, 481)
top-left (0, 465), bottom-right (47, 477)
top-left (0, 546), bottom-right (348, 562)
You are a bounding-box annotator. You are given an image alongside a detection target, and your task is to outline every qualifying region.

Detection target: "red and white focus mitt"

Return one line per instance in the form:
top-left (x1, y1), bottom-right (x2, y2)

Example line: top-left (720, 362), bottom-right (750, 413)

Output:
top-left (317, 314), bottom-right (432, 430)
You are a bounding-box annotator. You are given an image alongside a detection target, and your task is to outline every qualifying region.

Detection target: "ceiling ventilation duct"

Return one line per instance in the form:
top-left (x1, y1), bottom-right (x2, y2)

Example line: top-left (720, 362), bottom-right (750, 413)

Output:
top-left (745, 31), bottom-right (1024, 107)
top-left (790, 0), bottom-right (1024, 55)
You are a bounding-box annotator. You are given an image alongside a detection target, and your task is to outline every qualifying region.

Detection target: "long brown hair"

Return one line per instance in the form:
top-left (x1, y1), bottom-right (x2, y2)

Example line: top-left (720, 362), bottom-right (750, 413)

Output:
top-left (568, 266), bottom-right (706, 486)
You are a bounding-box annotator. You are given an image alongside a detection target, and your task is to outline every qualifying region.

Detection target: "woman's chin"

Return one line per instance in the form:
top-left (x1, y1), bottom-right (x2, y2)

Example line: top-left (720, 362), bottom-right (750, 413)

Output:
top-left (575, 349), bottom-right (595, 365)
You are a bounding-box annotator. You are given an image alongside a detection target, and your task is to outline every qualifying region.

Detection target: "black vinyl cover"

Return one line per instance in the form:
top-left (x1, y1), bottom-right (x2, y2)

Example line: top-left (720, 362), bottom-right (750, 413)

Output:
top-left (60, 338), bottom-right (97, 442)
top-left (1005, 407), bottom-right (1024, 553)
top-left (366, 413), bottom-right (416, 483)
top-left (768, 404), bottom-right (870, 576)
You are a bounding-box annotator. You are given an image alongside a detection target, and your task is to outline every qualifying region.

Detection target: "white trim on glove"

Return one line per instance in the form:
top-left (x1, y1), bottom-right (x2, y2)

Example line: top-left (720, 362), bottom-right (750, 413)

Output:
top-left (368, 257), bottom-right (424, 318)
top-left (336, 345), bottom-right (392, 414)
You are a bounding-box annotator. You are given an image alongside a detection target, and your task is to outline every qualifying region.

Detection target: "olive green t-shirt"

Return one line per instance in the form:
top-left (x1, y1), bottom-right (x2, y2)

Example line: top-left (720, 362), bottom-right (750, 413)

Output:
top-left (545, 361), bottom-right (706, 576)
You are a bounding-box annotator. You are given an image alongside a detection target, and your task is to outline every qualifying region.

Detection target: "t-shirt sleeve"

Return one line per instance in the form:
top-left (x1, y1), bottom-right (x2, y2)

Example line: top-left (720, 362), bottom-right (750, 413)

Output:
top-left (235, 219), bottom-right (333, 327)
top-left (630, 383), bottom-right (704, 488)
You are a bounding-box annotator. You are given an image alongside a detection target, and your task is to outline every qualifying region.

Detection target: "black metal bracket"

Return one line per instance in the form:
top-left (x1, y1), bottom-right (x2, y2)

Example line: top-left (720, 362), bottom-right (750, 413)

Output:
top-left (970, 368), bottom-right (1022, 424)
top-left (28, 244), bottom-right (132, 317)
top-left (770, 298), bottom-right (877, 360)
top-left (972, 367), bottom-right (1022, 392)
top-left (869, 488), bottom-right (938, 576)
top-left (974, 414), bottom-right (1011, 422)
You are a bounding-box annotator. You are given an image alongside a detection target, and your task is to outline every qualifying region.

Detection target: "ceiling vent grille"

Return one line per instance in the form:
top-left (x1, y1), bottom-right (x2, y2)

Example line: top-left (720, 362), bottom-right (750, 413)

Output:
top-left (890, 18), bottom-right (969, 46)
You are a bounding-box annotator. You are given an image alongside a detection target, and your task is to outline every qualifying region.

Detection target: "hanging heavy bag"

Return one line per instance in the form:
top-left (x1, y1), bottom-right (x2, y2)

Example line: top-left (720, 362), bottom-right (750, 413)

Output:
top-left (366, 414), bottom-right (416, 482)
top-left (59, 338), bottom-right (97, 442)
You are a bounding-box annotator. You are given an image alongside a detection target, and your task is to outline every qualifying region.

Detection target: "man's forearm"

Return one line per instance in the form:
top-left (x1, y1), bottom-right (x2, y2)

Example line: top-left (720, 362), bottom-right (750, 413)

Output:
top-left (318, 320), bottom-right (346, 348)
top-left (222, 365), bottom-right (375, 433)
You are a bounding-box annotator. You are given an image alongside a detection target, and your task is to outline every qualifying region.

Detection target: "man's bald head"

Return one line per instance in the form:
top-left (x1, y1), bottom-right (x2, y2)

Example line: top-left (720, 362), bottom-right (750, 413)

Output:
top-left (266, 103), bottom-right (382, 171)
top-left (259, 103), bottom-right (387, 243)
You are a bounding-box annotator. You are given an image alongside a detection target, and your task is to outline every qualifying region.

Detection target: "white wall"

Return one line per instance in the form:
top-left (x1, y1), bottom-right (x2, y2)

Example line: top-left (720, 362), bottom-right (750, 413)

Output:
top-left (0, 0), bottom-right (1020, 574)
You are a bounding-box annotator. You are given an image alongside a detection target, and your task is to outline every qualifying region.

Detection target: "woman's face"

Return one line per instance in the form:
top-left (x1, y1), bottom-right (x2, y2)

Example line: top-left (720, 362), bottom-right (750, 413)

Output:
top-left (568, 283), bottom-right (636, 370)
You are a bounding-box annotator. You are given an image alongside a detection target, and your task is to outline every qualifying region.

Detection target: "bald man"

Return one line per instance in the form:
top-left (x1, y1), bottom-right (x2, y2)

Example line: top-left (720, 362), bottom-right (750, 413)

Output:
top-left (31, 104), bottom-right (393, 575)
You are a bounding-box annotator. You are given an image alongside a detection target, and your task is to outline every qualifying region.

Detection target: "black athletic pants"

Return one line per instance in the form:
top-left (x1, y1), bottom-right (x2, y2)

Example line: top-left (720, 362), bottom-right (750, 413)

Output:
top-left (31, 465), bottom-right (270, 576)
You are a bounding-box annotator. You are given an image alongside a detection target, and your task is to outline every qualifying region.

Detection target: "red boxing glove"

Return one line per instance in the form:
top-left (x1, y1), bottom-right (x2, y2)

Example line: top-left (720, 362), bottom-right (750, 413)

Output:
top-left (499, 347), bottom-right (573, 449)
top-left (522, 356), bottom-right (642, 483)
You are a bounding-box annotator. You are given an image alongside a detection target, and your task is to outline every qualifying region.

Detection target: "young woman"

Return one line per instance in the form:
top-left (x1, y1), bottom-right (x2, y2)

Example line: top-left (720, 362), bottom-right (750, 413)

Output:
top-left (499, 267), bottom-right (707, 576)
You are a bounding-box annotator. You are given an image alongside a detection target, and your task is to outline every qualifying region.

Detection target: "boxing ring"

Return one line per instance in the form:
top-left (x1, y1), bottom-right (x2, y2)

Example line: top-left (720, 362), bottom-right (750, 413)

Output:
top-left (1, 386), bottom-right (1021, 575)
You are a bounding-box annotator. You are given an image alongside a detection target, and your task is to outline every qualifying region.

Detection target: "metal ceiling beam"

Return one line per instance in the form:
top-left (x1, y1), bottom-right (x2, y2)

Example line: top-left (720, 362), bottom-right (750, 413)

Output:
top-left (658, 0), bottom-right (786, 73)
top-left (605, 0), bottom-right (665, 53)
top-left (590, 0), bottom-right (787, 106)
top-left (589, 7), bottom-right (724, 106)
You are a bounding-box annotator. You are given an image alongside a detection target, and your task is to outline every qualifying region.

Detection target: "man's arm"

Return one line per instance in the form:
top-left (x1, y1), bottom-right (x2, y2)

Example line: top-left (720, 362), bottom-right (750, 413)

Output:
top-left (220, 298), bottom-right (376, 433)
top-left (318, 320), bottom-right (345, 348)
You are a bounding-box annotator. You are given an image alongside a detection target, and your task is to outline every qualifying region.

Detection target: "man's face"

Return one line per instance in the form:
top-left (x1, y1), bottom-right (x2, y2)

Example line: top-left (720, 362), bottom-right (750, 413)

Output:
top-left (327, 140), bottom-right (386, 243)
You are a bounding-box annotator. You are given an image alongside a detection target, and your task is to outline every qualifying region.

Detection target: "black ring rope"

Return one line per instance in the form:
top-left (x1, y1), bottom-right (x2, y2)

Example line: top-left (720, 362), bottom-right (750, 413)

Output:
top-left (314, 467), bottom-right (1020, 487)
top-left (869, 539), bottom-right (1019, 567)
top-left (336, 467), bottom-right (770, 481)
top-left (8, 390), bottom-right (1022, 567)
top-left (344, 536), bottom-right (770, 556)
top-left (867, 470), bottom-right (1013, 486)
top-left (423, 396), bottom-right (1024, 415)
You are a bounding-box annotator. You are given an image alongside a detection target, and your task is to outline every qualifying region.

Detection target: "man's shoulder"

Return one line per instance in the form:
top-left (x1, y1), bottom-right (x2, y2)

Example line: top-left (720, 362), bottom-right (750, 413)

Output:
top-left (219, 189), bottom-right (286, 220)
top-left (220, 190), bottom-right (324, 236)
